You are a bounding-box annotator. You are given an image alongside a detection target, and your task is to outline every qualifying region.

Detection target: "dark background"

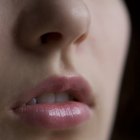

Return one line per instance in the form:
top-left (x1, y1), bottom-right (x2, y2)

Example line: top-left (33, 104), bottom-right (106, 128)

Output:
top-left (111, 0), bottom-right (139, 140)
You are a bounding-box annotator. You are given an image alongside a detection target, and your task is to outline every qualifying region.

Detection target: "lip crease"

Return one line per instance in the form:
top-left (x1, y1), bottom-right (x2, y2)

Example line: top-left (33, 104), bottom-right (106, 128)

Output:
top-left (13, 75), bottom-right (94, 130)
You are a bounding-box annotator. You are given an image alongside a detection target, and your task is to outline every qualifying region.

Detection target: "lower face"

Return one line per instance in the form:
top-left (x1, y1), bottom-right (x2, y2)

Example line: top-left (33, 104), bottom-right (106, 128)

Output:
top-left (0, 0), bottom-right (130, 140)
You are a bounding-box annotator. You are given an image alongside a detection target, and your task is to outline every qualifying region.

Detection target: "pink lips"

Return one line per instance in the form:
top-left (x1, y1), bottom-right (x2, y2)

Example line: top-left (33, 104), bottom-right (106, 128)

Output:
top-left (13, 76), bottom-right (94, 130)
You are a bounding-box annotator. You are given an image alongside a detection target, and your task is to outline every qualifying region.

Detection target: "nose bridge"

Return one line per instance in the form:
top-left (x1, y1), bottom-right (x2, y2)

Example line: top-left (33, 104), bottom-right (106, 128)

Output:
top-left (17, 0), bottom-right (90, 49)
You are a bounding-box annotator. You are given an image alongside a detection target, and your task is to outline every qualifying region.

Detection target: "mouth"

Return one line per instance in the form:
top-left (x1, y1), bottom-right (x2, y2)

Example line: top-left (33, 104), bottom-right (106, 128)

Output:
top-left (12, 76), bottom-right (94, 130)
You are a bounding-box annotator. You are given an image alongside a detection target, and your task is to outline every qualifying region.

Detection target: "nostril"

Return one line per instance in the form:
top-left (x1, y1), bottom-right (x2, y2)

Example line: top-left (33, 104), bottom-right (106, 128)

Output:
top-left (75, 33), bottom-right (87, 44)
top-left (40, 32), bottom-right (62, 44)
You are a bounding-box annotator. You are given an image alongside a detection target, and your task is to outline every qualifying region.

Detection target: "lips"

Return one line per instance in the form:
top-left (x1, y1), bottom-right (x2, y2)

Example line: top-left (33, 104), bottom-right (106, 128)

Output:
top-left (13, 76), bottom-right (94, 130)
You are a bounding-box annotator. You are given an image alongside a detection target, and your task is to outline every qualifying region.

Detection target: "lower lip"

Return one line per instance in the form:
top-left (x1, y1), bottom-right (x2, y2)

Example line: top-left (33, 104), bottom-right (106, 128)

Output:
top-left (14, 101), bottom-right (92, 130)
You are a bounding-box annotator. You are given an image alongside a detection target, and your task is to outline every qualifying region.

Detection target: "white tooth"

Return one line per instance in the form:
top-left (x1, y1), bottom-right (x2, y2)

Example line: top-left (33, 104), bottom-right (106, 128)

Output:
top-left (37, 93), bottom-right (55, 104)
top-left (55, 93), bottom-right (70, 103)
top-left (27, 98), bottom-right (37, 105)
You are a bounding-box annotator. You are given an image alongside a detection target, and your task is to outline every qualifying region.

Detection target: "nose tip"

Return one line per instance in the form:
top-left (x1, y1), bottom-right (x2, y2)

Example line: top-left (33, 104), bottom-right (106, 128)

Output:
top-left (17, 0), bottom-right (90, 50)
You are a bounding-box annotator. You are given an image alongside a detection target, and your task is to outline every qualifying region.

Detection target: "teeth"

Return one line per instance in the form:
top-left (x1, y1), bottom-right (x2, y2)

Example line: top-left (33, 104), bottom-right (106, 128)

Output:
top-left (27, 92), bottom-right (73, 105)
top-left (27, 98), bottom-right (37, 105)
top-left (37, 93), bottom-right (55, 104)
top-left (55, 93), bottom-right (69, 103)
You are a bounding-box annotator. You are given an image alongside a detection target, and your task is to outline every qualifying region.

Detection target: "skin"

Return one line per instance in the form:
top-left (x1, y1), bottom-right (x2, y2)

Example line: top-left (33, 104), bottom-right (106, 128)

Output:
top-left (0, 0), bottom-right (130, 140)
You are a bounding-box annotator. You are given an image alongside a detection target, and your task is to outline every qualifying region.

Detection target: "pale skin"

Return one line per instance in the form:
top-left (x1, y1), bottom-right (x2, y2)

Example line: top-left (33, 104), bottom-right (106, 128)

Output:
top-left (0, 0), bottom-right (130, 140)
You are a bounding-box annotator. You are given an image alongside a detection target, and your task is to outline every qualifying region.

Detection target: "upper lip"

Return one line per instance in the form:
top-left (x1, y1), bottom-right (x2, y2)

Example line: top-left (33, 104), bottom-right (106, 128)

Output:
top-left (13, 75), bottom-right (94, 109)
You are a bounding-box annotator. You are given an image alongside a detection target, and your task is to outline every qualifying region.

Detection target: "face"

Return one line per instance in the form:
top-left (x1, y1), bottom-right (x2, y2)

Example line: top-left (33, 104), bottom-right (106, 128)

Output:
top-left (0, 0), bottom-right (130, 140)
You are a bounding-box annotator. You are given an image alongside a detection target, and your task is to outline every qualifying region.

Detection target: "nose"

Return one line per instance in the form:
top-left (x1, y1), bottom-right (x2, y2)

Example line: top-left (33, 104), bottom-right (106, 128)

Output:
top-left (16, 0), bottom-right (90, 51)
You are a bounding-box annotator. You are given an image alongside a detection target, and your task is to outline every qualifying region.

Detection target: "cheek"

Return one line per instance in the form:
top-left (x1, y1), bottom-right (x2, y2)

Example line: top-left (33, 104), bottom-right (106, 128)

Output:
top-left (73, 1), bottom-right (130, 80)
top-left (71, 1), bottom-right (130, 121)
top-left (94, 2), bottom-right (129, 75)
